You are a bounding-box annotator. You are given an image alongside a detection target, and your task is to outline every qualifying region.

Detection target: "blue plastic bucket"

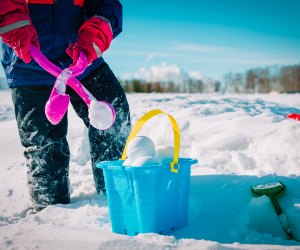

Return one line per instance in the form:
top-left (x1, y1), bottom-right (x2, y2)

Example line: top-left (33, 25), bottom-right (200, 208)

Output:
top-left (97, 109), bottom-right (198, 235)
top-left (97, 158), bottom-right (198, 236)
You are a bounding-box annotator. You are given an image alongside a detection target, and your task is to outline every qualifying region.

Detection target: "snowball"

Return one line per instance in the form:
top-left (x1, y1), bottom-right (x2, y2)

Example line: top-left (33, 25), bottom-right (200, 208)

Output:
top-left (131, 156), bottom-right (159, 167)
top-left (122, 157), bottom-right (134, 166)
top-left (88, 100), bottom-right (114, 130)
top-left (55, 70), bottom-right (69, 94)
top-left (127, 136), bottom-right (155, 161)
top-left (155, 145), bottom-right (174, 164)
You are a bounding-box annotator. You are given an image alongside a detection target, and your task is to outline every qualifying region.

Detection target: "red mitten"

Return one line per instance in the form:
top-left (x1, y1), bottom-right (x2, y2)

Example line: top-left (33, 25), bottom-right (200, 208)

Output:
top-left (1, 23), bottom-right (39, 63)
top-left (287, 113), bottom-right (300, 121)
top-left (67, 16), bottom-right (113, 65)
top-left (0, 0), bottom-right (39, 63)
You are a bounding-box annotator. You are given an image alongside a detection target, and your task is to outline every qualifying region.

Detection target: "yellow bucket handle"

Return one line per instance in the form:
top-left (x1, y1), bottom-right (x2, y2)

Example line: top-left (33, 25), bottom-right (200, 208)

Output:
top-left (120, 109), bottom-right (181, 173)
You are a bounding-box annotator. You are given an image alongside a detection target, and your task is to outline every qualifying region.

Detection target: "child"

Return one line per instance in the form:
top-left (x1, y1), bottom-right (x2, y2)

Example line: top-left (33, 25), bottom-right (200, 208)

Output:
top-left (0, 0), bottom-right (130, 212)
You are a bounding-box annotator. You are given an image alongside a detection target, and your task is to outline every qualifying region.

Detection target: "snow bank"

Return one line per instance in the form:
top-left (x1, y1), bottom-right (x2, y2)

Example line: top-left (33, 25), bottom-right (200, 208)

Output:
top-left (1, 91), bottom-right (300, 249)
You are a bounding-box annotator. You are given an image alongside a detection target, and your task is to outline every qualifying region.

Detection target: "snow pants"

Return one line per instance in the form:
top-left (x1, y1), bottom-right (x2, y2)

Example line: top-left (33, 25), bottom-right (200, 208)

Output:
top-left (11, 62), bottom-right (131, 211)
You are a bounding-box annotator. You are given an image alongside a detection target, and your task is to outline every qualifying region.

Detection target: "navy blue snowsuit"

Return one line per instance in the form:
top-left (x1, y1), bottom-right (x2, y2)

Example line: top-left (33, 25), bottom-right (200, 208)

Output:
top-left (2, 0), bottom-right (130, 211)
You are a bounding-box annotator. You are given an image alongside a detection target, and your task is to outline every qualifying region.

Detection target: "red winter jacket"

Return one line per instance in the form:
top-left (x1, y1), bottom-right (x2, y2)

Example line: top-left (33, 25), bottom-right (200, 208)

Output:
top-left (0, 0), bottom-right (31, 35)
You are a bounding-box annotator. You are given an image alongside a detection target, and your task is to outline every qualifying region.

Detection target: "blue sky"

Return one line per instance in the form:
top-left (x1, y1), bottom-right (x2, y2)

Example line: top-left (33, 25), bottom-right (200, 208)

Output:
top-left (105, 0), bottom-right (300, 79)
top-left (1, 0), bottom-right (300, 80)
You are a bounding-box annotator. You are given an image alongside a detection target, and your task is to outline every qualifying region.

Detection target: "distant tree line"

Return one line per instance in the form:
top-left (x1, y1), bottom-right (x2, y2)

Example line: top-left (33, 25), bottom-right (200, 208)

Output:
top-left (120, 78), bottom-right (221, 93)
top-left (224, 64), bottom-right (300, 93)
top-left (119, 64), bottom-right (300, 94)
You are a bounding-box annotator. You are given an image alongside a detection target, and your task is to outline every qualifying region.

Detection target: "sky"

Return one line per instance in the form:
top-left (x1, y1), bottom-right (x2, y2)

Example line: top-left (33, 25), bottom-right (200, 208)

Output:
top-left (105, 0), bottom-right (300, 80)
top-left (1, 0), bottom-right (300, 81)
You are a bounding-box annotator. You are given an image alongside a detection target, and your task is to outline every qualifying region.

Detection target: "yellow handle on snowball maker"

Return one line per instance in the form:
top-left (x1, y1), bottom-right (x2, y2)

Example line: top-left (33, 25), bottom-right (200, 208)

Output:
top-left (120, 109), bottom-right (181, 173)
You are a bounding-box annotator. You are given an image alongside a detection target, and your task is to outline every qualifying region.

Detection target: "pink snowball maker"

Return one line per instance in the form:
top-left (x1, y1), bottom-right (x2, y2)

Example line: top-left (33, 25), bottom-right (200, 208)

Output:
top-left (29, 45), bottom-right (116, 130)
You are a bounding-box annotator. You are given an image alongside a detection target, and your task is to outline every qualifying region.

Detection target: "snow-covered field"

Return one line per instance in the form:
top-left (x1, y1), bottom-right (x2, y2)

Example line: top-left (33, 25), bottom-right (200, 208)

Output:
top-left (0, 90), bottom-right (300, 249)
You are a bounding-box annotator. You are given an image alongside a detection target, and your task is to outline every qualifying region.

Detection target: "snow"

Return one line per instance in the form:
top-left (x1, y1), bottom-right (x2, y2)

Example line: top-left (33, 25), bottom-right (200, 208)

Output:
top-left (127, 136), bottom-right (156, 159)
top-left (123, 136), bottom-right (158, 166)
top-left (1, 90), bottom-right (300, 249)
top-left (155, 145), bottom-right (174, 164)
top-left (55, 70), bottom-right (69, 94)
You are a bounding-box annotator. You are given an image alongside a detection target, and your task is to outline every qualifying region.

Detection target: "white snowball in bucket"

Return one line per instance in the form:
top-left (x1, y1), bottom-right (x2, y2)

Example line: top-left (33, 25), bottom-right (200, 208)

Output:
top-left (122, 157), bottom-right (134, 166)
top-left (127, 136), bottom-right (155, 161)
top-left (131, 156), bottom-right (159, 167)
top-left (88, 100), bottom-right (114, 130)
top-left (155, 145), bottom-right (174, 164)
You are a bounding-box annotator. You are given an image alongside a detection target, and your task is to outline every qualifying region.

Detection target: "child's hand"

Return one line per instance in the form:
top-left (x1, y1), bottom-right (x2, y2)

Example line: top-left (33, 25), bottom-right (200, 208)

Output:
top-left (0, 0), bottom-right (39, 63)
top-left (1, 22), bottom-right (39, 63)
top-left (66, 16), bottom-right (113, 65)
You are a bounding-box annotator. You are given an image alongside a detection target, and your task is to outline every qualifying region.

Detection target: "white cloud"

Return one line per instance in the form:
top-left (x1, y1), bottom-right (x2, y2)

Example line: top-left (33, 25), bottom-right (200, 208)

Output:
top-left (122, 62), bottom-right (212, 85)
top-left (131, 63), bottom-right (189, 84)
top-left (188, 71), bottom-right (204, 80)
top-left (188, 71), bottom-right (209, 85)
top-left (145, 52), bottom-right (159, 62)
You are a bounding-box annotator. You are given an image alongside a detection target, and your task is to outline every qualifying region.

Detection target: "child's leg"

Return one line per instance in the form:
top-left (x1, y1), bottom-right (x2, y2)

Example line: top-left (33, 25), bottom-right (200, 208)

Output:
top-left (11, 86), bottom-right (70, 211)
top-left (69, 62), bottom-right (131, 193)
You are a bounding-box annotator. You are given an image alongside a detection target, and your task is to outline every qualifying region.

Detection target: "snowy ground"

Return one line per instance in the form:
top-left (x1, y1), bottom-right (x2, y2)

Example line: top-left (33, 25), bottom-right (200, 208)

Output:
top-left (0, 90), bottom-right (300, 249)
